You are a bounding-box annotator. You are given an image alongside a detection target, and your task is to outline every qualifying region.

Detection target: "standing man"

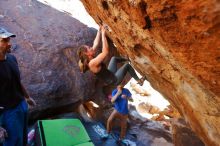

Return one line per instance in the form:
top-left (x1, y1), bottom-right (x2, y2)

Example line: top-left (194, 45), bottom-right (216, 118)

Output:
top-left (105, 85), bottom-right (132, 143)
top-left (0, 27), bottom-right (36, 146)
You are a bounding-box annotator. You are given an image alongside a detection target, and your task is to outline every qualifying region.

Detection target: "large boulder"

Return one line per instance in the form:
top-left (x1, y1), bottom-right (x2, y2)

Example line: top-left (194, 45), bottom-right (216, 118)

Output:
top-left (81, 0), bottom-right (220, 145)
top-left (0, 0), bottom-right (98, 120)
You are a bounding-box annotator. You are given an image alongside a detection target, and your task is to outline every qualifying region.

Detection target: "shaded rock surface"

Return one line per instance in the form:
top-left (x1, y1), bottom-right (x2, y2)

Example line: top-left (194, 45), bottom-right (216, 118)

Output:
top-left (0, 0), bottom-right (99, 120)
top-left (129, 121), bottom-right (172, 146)
top-left (81, 0), bottom-right (220, 145)
top-left (172, 118), bottom-right (205, 146)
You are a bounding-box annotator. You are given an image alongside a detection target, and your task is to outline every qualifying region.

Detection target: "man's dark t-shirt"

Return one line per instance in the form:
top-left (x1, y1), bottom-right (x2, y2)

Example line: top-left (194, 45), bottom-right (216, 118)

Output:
top-left (0, 54), bottom-right (24, 110)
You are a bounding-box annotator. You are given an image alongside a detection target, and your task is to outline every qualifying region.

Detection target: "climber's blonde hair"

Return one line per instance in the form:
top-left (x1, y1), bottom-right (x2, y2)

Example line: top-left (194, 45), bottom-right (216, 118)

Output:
top-left (77, 45), bottom-right (89, 73)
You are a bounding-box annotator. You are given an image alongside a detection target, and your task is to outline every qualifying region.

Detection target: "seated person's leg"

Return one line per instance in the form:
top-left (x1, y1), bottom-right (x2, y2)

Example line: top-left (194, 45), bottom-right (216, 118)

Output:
top-left (115, 63), bottom-right (145, 86)
top-left (114, 63), bottom-right (138, 85)
top-left (108, 56), bottom-right (128, 73)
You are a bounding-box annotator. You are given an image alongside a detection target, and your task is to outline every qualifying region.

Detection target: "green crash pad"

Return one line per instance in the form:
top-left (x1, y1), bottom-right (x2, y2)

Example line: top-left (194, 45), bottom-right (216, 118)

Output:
top-left (38, 119), bottom-right (93, 146)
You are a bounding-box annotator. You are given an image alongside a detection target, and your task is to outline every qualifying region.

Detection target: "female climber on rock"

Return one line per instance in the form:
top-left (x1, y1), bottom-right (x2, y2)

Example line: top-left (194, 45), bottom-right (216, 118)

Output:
top-left (77, 25), bottom-right (146, 86)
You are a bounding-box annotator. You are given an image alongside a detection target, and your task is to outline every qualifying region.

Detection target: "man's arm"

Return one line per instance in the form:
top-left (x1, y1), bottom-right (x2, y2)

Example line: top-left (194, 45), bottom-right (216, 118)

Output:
top-left (127, 96), bottom-right (133, 102)
top-left (111, 89), bottom-right (122, 103)
top-left (122, 89), bottom-right (133, 102)
top-left (20, 83), bottom-right (36, 106)
top-left (12, 55), bottom-right (36, 106)
top-left (20, 83), bottom-right (30, 99)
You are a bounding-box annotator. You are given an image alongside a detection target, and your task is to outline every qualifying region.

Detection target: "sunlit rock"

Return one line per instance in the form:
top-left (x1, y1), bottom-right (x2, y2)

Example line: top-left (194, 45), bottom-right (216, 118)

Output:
top-left (81, 0), bottom-right (220, 145)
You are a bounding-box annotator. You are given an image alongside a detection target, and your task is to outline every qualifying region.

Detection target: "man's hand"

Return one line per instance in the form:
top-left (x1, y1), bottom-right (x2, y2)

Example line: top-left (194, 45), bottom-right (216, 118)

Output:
top-left (116, 89), bottom-right (122, 95)
top-left (26, 97), bottom-right (36, 107)
top-left (128, 97), bottom-right (134, 102)
top-left (116, 85), bottom-right (123, 96)
top-left (0, 127), bottom-right (7, 143)
top-left (111, 86), bottom-right (123, 103)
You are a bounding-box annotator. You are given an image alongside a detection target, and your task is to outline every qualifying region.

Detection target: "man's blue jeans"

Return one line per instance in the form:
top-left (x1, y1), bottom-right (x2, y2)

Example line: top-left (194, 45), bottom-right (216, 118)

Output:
top-left (2, 100), bottom-right (28, 146)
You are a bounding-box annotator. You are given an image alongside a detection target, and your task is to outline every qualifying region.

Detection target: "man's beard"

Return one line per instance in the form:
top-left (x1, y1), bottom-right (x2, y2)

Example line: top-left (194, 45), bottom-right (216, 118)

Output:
top-left (0, 46), bottom-right (11, 54)
top-left (6, 48), bottom-right (11, 53)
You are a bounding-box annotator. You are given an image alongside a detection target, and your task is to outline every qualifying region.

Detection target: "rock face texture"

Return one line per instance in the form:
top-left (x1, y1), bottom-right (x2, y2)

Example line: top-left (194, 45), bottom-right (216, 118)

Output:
top-left (81, 0), bottom-right (220, 145)
top-left (0, 0), bottom-right (99, 120)
top-left (172, 119), bottom-right (205, 146)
